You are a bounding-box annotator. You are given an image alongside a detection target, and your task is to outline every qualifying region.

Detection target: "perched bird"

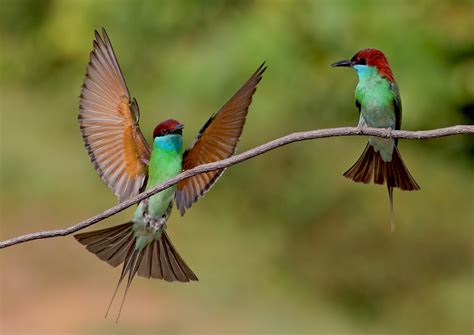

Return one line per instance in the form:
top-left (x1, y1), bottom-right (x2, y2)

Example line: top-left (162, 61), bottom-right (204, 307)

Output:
top-left (74, 29), bottom-right (265, 320)
top-left (331, 48), bottom-right (420, 231)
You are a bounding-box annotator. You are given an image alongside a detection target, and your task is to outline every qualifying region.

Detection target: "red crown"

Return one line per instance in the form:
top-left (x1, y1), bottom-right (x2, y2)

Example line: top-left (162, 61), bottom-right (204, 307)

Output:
top-left (352, 48), bottom-right (395, 81)
top-left (153, 119), bottom-right (182, 138)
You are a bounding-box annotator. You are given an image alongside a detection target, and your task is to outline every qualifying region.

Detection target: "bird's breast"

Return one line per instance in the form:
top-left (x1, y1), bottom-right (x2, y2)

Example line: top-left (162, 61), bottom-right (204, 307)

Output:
top-left (356, 78), bottom-right (395, 128)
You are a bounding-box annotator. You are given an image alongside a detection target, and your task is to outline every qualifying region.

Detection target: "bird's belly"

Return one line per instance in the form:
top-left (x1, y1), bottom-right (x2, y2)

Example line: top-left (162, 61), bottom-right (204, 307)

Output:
top-left (362, 103), bottom-right (395, 129)
top-left (132, 187), bottom-right (175, 251)
top-left (147, 186), bottom-right (176, 218)
top-left (133, 185), bottom-right (176, 222)
top-left (361, 103), bottom-right (396, 162)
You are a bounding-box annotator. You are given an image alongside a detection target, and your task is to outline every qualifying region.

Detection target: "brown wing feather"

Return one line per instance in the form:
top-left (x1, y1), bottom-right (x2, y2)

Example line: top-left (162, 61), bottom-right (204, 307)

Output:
top-left (79, 29), bottom-right (151, 203)
top-left (175, 63), bottom-right (266, 215)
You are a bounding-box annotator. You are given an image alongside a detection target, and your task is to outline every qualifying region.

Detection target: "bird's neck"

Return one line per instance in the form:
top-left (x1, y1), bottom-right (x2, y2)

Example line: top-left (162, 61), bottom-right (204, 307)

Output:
top-left (354, 64), bottom-right (395, 86)
top-left (354, 64), bottom-right (393, 95)
top-left (153, 134), bottom-right (183, 152)
top-left (354, 64), bottom-right (380, 82)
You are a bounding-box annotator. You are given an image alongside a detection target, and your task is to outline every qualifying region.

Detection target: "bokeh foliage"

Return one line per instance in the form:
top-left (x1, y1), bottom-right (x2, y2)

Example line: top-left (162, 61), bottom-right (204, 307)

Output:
top-left (1, 0), bottom-right (473, 334)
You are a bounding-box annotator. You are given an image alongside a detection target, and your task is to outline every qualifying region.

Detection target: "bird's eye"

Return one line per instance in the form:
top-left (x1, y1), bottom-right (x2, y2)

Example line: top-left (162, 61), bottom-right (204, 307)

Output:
top-left (162, 129), bottom-right (169, 135)
top-left (358, 58), bottom-right (367, 65)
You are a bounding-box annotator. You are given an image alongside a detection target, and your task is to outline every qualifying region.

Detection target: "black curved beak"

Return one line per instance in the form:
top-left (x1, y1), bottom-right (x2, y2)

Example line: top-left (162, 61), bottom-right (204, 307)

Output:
top-left (331, 59), bottom-right (352, 68)
top-left (174, 123), bottom-right (184, 130)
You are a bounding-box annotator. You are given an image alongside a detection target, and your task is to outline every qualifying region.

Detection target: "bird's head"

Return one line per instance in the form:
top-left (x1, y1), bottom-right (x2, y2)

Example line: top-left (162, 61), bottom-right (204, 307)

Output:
top-left (331, 48), bottom-right (394, 81)
top-left (153, 119), bottom-right (184, 138)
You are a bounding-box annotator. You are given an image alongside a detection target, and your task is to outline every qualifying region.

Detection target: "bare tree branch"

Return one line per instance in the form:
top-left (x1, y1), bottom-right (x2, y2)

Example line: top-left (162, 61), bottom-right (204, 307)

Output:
top-left (1, 125), bottom-right (473, 249)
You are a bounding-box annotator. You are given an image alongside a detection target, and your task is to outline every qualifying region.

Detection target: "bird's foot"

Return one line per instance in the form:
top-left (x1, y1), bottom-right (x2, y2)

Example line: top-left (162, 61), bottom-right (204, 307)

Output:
top-left (148, 219), bottom-right (166, 232)
top-left (144, 212), bottom-right (152, 225)
top-left (356, 124), bottom-right (366, 134)
top-left (386, 127), bottom-right (393, 139)
top-left (356, 118), bottom-right (367, 133)
top-left (154, 216), bottom-right (168, 231)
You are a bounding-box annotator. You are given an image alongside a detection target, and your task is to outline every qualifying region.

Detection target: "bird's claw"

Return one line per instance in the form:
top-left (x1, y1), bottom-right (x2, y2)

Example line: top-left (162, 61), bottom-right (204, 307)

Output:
top-left (356, 124), bottom-right (366, 134)
top-left (356, 117), bottom-right (367, 134)
top-left (386, 127), bottom-right (393, 138)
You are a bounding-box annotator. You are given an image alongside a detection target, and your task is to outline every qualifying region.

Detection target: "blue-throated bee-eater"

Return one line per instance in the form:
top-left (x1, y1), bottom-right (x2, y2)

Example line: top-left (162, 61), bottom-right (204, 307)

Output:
top-left (75, 29), bottom-right (265, 320)
top-left (332, 48), bottom-right (420, 231)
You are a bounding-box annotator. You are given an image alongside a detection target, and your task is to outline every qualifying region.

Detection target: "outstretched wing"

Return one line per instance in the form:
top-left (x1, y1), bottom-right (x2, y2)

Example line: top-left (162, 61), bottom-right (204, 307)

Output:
top-left (175, 63), bottom-right (266, 215)
top-left (79, 29), bottom-right (151, 203)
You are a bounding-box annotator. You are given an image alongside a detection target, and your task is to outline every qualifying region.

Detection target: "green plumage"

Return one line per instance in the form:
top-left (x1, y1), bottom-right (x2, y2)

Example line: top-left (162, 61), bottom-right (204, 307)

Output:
top-left (132, 134), bottom-right (183, 251)
top-left (354, 65), bottom-right (400, 162)
top-left (332, 49), bottom-right (421, 232)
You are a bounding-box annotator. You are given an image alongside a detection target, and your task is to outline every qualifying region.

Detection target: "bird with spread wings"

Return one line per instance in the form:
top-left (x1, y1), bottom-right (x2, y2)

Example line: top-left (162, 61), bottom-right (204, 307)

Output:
top-left (74, 29), bottom-right (266, 320)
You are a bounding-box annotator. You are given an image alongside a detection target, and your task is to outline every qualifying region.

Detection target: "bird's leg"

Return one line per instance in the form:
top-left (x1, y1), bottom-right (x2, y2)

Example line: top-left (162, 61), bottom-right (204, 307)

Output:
top-left (158, 202), bottom-right (173, 231)
top-left (156, 214), bottom-right (168, 230)
top-left (149, 202), bottom-right (173, 232)
top-left (141, 199), bottom-right (154, 228)
top-left (357, 114), bottom-right (367, 133)
top-left (144, 213), bottom-right (152, 227)
top-left (386, 126), bottom-right (393, 139)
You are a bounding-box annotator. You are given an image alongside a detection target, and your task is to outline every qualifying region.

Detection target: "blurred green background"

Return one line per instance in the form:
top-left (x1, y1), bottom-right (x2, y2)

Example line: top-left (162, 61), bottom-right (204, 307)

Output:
top-left (1, 0), bottom-right (473, 334)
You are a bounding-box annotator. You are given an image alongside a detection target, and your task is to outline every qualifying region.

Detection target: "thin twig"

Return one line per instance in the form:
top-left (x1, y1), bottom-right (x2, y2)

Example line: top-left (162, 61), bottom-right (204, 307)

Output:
top-left (1, 125), bottom-right (473, 249)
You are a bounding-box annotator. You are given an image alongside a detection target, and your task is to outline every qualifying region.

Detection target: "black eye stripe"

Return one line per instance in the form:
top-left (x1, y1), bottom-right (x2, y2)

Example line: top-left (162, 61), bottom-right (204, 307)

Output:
top-left (358, 58), bottom-right (367, 65)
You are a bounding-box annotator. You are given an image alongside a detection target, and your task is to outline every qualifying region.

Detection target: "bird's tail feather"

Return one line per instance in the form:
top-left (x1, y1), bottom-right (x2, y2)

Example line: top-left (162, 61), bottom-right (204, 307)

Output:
top-left (388, 184), bottom-right (394, 232)
top-left (75, 222), bottom-right (198, 321)
top-left (343, 144), bottom-right (420, 190)
top-left (343, 144), bottom-right (420, 230)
